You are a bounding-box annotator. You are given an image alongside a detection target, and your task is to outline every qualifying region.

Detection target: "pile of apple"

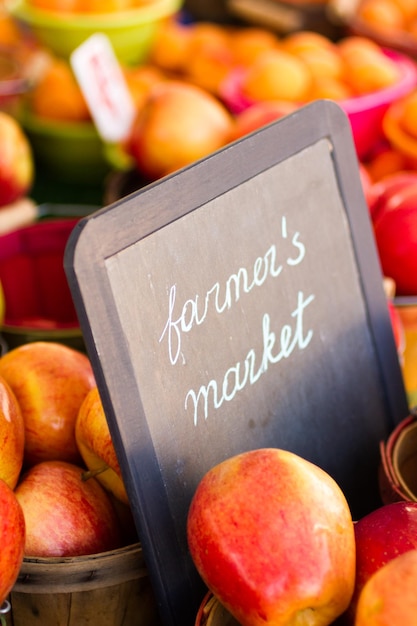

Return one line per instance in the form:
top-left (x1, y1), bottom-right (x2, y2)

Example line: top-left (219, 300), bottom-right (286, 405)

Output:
top-left (188, 448), bottom-right (417, 625)
top-left (0, 340), bottom-right (135, 612)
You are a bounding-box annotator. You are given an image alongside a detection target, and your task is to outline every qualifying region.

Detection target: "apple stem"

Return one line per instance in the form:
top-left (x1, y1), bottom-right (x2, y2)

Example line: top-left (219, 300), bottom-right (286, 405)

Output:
top-left (81, 466), bottom-right (109, 481)
top-left (0, 599), bottom-right (11, 625)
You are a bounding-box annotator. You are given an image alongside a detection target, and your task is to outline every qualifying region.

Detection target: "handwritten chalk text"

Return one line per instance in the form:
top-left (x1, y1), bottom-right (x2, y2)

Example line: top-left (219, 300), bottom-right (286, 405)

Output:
top-left (185, 290), bottom-right (315, 425)
top-left (159, 216), bottom-right (305, 365)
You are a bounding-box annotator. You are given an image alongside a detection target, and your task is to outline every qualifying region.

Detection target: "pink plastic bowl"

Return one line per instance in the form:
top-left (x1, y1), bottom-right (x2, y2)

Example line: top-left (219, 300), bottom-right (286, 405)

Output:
top-left (0, 218), bottom-right (86, 351)
top-left (221, 49), bottom-right (417, 159)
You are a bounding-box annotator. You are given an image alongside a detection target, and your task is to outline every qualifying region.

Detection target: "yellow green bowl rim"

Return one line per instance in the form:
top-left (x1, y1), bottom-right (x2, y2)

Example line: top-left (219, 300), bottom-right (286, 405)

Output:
top-left (9, 0), bottom-right (182, 29)
top-left (20, 108), bottom-right (100, 139)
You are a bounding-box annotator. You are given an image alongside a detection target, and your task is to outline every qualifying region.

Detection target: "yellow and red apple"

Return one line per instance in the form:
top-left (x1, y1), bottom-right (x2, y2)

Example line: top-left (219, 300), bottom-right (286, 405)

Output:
top-left (342, 501), bottom-right (417, 624)
top-left (355, 549), bottom-right (417, 625)
top-left (0, 111), bottom-right (34, 207)
top-left (0, 341), bottom-right (96, 467)
top-left (127, 79), bottom-right (234, 180)
top-left (0, 374), bottom-right (24, 489)
top-left (76, 386), bottom-right (129, 505)
top-left (187, 448), bottom-right (356, 626)
top-left (0, 477), bottom-right (25, 605)
top-left (15, 460), bottom-right (122, 557)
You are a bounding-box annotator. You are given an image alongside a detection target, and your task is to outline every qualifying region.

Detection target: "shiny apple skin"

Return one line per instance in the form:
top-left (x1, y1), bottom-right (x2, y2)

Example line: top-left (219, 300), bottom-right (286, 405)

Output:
top-left (76, 386), bottom-right (129, 505)
top-left (127, 80), bottom-right (234, 180)
top-left (15, 460), bottom-right (122, 557)
top-left (0, 477), bottom-right (25, 604)
top-left (187, 448), bottom-right (356, 626)
top-left (0, 111), bottom-right (33, 207)
top-left (355, 549), bottom-right (417, 626)
top-left (0, 341), bottom-right (96, 467)
top-left (373, 182), bottom-right (417, 295)
top-left (342, 501), bottom-right (417, 624)
top-left (0, 374), bottom-right (25, 488)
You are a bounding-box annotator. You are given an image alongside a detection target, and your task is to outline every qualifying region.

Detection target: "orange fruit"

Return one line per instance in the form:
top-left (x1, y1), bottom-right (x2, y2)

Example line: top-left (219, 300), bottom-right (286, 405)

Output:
top-left (148, 19), bottom-right (191, 73)
top-left (180, 22), bottom-right (233, 94)
top-left (186, 21), bottom-right (231, 59)
top-left (308, 76), bottom-right (353, 101)
top-left (123, 64), bottom-right (165, 111)
top-left (337, 35), bottom-right (383, 59)
top-left (282, 30), bottom-right (335, 55)
top-left (365, 148), bottom-right (409, 181)
top-left (397, 91), bottom-right (417, 140)
top-left (391, 0), bottom-right (417, 19)
top-left (408, 18), bottom-right (417, 38)
top-left (241, 48), bottom-right (312, 102)
top-left (30, 57), bottom-right (90, 122)
top-left (186, 49), bottom-right (234, 95)
top-left (357, 0), bottom-right (405, 32)
top-left (338, 37), bottom-right (400, 95)
top-left (230, 27), bottom-right (279, 67)
top-left (0, 11), bottom-right (23, 46)
top-left (293, 45), bottom-right (345, 81)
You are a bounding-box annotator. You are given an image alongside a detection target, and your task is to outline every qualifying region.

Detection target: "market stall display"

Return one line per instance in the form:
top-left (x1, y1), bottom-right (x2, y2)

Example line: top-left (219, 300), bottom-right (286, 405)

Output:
top-left (2, 2), bottom-right (417, 625)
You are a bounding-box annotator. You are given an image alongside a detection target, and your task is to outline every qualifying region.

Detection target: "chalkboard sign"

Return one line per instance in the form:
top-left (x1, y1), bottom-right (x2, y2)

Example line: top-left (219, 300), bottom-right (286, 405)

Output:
top-left (65, 100), bottom-right (409, 626)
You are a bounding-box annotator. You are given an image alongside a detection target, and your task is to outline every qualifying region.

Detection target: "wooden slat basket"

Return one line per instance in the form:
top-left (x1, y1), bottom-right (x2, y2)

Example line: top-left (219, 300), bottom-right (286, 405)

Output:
top-left (5, 543), bottom-right (162, 626)
top-left (195, 593), bottom-right (238, 626)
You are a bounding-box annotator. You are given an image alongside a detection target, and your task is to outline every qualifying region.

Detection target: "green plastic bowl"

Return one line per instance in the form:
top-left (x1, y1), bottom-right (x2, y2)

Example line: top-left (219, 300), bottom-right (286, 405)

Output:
top-left (20, 109), bottom-right (111, 184)
top-left (9, 0), bottom-right (183, 65)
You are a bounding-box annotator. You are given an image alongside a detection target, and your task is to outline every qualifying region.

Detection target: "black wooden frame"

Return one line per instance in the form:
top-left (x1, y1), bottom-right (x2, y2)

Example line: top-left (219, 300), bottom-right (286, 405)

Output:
top-left (65, 100), bottom-right (409, 626)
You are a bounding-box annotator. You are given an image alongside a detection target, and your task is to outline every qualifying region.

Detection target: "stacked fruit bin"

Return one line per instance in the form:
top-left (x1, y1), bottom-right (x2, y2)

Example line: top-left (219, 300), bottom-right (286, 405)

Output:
top-left (2, 0), bottom-right (417, 624)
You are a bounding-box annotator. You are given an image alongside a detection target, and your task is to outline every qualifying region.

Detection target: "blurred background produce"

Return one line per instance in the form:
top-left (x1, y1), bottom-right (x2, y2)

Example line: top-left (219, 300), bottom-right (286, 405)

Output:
top-left (0, 0), bottom-right (416, 397)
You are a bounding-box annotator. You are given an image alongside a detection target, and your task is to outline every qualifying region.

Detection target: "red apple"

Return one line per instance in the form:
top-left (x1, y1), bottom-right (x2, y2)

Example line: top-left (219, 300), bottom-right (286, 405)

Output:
top-left (0, 477), bottom-right (25, 606)
top-left (355, 549), bottom-right (417, 626)
top-left (15, 460), bottom-right (122, 557)
top-left (127, 80), bottom-right (234, 180)
top-left (0, 374), bottom-right (24, 489)
top-left (75, 386), bottom-right (129, 505)
top-left (187, 448), bottom-right (356, 626)
top-left (0, 111), bottom-right (34, 207)
top-left (229, 100), bottom-right (296, 141)
top-left (373, 183), bottom-right (417, 295)
top-left (342, 501), bottom-right (417, 624)
top-left (369, 170), bottom-right (417, 223)
top-left (0, 341), bottom-right (96, 467)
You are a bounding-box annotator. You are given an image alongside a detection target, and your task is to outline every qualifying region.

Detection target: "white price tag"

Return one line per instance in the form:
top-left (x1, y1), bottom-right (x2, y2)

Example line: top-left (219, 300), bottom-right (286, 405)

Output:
top-left (71, 33), bottom-right (136, 143)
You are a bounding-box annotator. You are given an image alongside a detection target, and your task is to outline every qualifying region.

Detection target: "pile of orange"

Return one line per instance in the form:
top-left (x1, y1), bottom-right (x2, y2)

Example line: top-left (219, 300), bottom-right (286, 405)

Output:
top-left (355, 0), bottom-right (417, 40)
top-left (150, 21), bottom-right (402, 104)
top-left (240, 33), bottom-right (401, 103)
